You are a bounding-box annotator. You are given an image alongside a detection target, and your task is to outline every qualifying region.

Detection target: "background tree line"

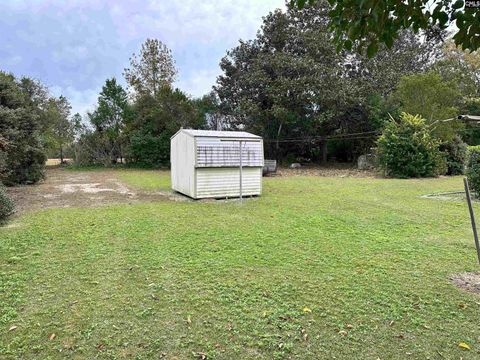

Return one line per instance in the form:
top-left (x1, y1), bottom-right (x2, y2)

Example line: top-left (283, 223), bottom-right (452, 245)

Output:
top-left (1, 1), bottom-right (480, 185)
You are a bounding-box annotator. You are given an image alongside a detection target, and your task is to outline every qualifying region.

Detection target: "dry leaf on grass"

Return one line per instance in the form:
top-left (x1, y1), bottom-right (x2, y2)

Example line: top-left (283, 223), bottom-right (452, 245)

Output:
top-left (458, 342), bottom-right (471, 350)
top-left (49, 333), bottom-right (56, 341)
top-left (9, 325), bottom-right (17, 331)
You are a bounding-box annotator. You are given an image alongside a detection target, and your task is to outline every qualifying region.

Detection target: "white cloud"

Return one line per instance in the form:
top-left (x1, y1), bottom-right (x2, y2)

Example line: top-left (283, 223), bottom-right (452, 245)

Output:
top-left (177, 68), bottom-right (222, 98)
top-left (2, 0), bottom-right (285, 114)
top-left (51, 85), bottom-right (99, 117)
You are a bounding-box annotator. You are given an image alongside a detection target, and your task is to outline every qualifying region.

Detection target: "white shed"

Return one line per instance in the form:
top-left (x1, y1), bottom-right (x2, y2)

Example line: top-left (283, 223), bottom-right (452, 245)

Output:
top-left (170, 129), bottom-right (264, 199)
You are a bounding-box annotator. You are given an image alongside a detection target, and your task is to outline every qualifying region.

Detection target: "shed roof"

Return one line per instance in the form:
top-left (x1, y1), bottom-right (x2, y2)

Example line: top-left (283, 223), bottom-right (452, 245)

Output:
top-left (173, 129), bottom-right (261, 139)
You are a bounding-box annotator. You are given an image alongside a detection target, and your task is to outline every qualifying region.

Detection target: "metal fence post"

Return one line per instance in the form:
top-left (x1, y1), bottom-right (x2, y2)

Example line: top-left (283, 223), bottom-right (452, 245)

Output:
top-left (463, 178), bottom-right (480, 264)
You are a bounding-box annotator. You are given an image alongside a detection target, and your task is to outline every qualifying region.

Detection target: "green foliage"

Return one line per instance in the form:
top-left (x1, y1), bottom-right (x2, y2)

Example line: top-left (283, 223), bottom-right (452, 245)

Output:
top-left (88, 78), bottom-right (131, 163)
top-left (0, 71), bottom-right (46, 185)
top-left (44, 96), bottom-right (74, 163)
top-left (439, 135), bottom-right (467, 175)
top-left (74, 131), bottom-right (113, 167)
top-left (376, 113), bottom-right (446, 178)
top-left (126, 86), bottom-right (205, 167)
top-left (127, 132), bottom-right (170, 167)
top-left (292, 0), bottom-right (480, 55)
top-left (394, 71), bottom-right (463, 140)
top-left (215, 3), bottom-right (434, 160)
top-left (123, 38), bottom-right (177, 97)
top-left (0, 183), bottom-right (14, 221)
top-left (467, 146), bottom-right (480, 195)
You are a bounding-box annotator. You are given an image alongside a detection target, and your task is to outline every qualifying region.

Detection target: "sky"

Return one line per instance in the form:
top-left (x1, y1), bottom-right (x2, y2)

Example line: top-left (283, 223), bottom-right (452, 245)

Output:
top-left (1, 0), bottom-right (285, 116)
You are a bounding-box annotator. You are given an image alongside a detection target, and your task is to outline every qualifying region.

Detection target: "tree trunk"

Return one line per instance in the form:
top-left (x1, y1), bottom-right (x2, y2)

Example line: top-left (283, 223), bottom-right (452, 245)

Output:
top-left (320, 140), bottom-right (327, 164)
top-left (276, 123), bottom-right (283, 160)
top-left (60, 146), bottom-right (64, 164)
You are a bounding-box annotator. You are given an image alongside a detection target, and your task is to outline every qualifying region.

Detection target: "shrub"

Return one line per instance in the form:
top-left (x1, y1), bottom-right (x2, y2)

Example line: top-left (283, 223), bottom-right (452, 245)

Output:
top-left (127, 131), bottom-right (170, 167)
top-left (439, 135), bottom-right (467, 175)
top-left (376, 113), bottom-right (446, 178)
top-left (0, 183), bottom-right (14, 221)
top-left (467, 146), bottom-right (480, 196)
top-left (74, 131), bottom-right (113, 167)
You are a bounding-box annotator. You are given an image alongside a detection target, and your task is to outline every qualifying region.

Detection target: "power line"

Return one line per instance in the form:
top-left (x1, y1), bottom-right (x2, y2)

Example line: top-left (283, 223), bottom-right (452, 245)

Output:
top-left (263, 130), bottom-right (381, 143)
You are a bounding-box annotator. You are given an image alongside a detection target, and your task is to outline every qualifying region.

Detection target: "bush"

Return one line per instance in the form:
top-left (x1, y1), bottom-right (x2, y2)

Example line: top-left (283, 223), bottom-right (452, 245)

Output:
top-left (440, 135), bottom-right (467, 175)
top-left (376, 113), bottom-right (446, 178)
top-left (467, 146), bottom-right (480, 196)
top-left (74, 131), bottom-right (113, 167)
top-left (0, 184), bottom-right (14, 221)
top-left (127, 131), bottom-right (170, 167)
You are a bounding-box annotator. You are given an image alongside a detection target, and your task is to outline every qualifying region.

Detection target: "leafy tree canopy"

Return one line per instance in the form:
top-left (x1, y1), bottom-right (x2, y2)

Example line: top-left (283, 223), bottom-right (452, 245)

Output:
top-left (123, 39), bottom-right (177, 97)
top-left (292, 0), bottom-right (480, 56)
top-left (393, 71), bottom-right (463, 140)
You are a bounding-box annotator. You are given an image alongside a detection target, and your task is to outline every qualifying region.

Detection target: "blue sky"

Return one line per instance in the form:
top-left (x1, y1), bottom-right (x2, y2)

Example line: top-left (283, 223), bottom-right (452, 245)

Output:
top-left (1, 0), bottom-right (285, 115)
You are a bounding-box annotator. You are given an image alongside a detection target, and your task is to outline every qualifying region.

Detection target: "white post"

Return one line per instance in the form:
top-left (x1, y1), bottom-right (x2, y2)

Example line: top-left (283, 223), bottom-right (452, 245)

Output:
top-left (239, 140), bottom-right (243, 202)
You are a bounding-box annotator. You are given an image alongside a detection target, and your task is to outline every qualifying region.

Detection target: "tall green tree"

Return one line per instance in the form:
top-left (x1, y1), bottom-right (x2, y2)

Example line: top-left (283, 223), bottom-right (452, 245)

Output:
top-left (127, 87), bottom-right (205, 166)
top-left (192, 92), bottom-right (226, 130)
top-left (0, 71), bottom-right (46, 185)
top-left (89, 78), bottom-right (130, 163)
top-left (46, 96), bottom-right (74, 164)
top-left (215, 2), bottom-right (436, 161)
top-left (216, 3), bottom-right (350, 160)
top-left (393, 71), bottom-right (463, 140)
top-left (123, 39), bottom-right (177, 97)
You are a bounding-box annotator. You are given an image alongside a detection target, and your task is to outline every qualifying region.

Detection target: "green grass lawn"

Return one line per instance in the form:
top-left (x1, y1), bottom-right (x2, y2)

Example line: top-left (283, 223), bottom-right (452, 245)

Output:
top-left (1, 171), bottom-right (480, 359)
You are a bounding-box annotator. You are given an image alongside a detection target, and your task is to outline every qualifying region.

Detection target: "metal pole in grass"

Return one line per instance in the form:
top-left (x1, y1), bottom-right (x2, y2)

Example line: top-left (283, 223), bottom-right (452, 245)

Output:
top-left (463, 178), bottom-right (480, 264)
top-left (239, 140), bottom-right (243, 203)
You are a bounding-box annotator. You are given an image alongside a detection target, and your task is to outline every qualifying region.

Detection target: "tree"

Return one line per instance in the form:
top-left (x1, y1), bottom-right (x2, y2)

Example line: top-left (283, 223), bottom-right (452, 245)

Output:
top-left (215, 2), bottom-right (437, 162)
top-left (123, 39), bottom-right (177, 97)
top-left (215, 3), bottom-right (351, 161)
top-left (352, 30), bottom-right (441, 97)
top-left (434, 39), bottom-right (480, 98)
top-left (292, 0), bottom-right (480, 55)
top-left (88, 78), bottom-right (131, 163)
top-left (46, 96), bottom-right (74, 164)
top-left (393, 71), bottom-right (463, 140)
top-left (0, 71), bottom-right (46, 185)
top-left (192, 92), bottom-right (228, 130)
top-left (127, 87), bottom-right (205, 166)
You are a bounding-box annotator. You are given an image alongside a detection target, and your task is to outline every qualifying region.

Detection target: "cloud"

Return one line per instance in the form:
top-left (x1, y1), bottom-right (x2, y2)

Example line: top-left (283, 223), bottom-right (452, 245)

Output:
top-left (1, 0), bottom-right (285, 114)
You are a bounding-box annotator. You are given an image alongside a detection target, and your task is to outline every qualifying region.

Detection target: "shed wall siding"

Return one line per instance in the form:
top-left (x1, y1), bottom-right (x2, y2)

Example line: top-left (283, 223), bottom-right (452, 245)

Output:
top-left (195, 137), bottom-right (263, 167)
top-left (195, 168), bottom-right (262, 198)
top-left (171, 132), bottom-right (195, 197)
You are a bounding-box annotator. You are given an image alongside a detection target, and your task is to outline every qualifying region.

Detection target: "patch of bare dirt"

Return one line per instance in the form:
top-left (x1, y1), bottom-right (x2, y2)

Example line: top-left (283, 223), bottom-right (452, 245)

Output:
top-left (6, 168), bottom-right (173, 215)
top-left (274, 165), bottom-right (376, 178)
top-left (449, 272), bottom-right (480, 295)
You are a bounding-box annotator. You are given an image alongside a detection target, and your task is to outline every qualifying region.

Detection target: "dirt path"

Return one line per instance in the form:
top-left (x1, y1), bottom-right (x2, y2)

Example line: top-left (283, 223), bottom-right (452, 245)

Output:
top-left (7, 168), bottom-right (169, 215)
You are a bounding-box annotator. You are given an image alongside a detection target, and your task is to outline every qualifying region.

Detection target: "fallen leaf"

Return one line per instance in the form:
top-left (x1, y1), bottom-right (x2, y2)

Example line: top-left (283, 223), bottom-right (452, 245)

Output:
top-left (459, 342), bottom-right (471, 350)
top-left (49, 333), bottom-right (56, 341)
top-left (187, 316), bottom-right (192, 324)
top-left (303, 333), bottom-right (308, 341)
top-left (194, 351), bottom-right (207, 359)
top-left (338, 330), bottom-right (347, 336)
top-left (9, 325), bottom-right (17, 331)
top-left (303, 307), bottom-right (312, 313)
top-left (346, 324), bottom-right (353, 329)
